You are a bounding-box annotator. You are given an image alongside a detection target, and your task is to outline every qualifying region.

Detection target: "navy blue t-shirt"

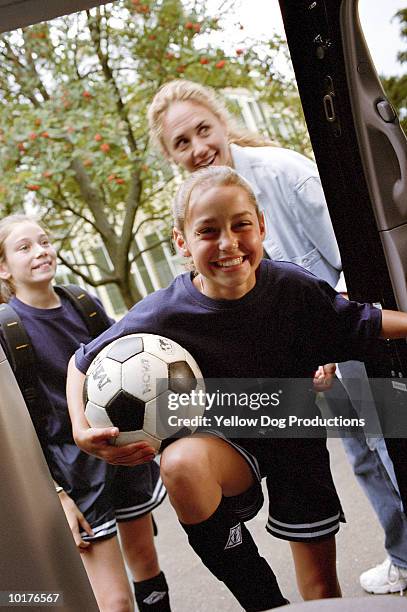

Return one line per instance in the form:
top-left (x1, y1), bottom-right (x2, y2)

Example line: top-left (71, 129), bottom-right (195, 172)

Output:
top-left (76, 260), bottom-right (382, 379)
top-left (0, 294), bottom-right (114, 491)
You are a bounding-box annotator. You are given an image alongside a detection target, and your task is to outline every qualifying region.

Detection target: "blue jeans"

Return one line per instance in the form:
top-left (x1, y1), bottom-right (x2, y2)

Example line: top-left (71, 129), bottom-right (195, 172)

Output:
top-left (342, 435), bottom-right (407, 569)
top-left (329, 361), bottom-right (407, 569)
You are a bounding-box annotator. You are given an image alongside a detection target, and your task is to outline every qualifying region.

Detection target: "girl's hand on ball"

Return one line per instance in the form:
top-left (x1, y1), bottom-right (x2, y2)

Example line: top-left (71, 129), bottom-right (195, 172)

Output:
top-left (106, 441), bottom-right (157, 466)
top-left (73, 425), bottom-right (156, 465)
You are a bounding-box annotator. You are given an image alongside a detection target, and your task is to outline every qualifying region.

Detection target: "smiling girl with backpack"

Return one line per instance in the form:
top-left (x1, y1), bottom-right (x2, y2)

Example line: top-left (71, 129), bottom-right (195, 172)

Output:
top-left (0, 214), bottom-right (170, 612)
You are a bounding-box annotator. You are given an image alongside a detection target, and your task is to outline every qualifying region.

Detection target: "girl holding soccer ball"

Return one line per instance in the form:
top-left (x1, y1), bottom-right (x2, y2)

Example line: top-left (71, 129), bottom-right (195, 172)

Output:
top-left (147, 79), bottom-right (407, 597)
top-left (0, 214), bottom-right (171, 612)
top-left (68, 166), bottom-right (407, 610)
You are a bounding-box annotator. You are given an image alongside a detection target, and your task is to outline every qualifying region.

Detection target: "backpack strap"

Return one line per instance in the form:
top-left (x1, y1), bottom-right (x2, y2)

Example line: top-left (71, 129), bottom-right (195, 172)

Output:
top-left (54, 284), bottom-right (111, 338)
top-left (0, 287), bottom-right (110, 435)
top-left (0, 303), bottom-right (39, 408)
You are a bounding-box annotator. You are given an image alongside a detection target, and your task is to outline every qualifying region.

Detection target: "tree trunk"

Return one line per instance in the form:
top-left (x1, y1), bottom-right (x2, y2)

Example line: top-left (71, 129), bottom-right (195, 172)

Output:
top-left (117, 274), bottom-right (142, 311)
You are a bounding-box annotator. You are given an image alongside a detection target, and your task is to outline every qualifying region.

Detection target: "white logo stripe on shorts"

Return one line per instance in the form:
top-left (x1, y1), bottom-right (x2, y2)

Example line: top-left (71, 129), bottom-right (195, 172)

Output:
top-left (266, 522), bottom-right (340, 540)
top-left (115, 479), bottom-right (166, 520)
top-left (268, 511), bottom-right (341, 529)
top-left (267, 512), bottom-right (340, 539)
top-left (80, 517), bottom-right (117, 539)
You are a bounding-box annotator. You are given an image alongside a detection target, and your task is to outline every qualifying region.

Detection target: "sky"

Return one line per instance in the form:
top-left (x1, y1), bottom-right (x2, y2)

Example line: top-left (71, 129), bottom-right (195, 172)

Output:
top-left (235, 0), bottom-right (406, 77)
top-left (358, 0), bottom-right (405, 76)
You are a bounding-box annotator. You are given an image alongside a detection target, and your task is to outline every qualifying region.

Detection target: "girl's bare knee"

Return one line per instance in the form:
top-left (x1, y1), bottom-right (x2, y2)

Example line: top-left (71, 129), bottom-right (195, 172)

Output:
top-left (301, 583), bottom-right (340, 600)
top-left (290, 538), bottom-right (341, 601)
top-left (128, 542), bottom-right (158, 575)
top-left (299, 574), bottom-right (341, 600)
top-left (160, 441), bottom-right (209, 492)
top-left (98, 591), bottom-right (134, 612)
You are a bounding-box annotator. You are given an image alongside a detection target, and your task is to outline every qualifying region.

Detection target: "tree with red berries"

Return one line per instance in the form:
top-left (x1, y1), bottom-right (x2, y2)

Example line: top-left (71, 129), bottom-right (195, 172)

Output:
top-left (0, 0), bottom-right (304, 307)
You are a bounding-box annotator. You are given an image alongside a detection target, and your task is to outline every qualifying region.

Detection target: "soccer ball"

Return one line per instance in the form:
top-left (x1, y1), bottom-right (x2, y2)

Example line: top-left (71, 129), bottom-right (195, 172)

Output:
top-left (84, 333), bottom-right (206, 450)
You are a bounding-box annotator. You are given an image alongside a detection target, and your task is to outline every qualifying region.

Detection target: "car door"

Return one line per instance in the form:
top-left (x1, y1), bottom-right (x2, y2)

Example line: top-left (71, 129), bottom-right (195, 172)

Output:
top-left (279, 0), bottom-right (407, 505)
top-left (0, 346), bottom-right (98, 610)
top-left (0, 1), bottom-right (104, 606)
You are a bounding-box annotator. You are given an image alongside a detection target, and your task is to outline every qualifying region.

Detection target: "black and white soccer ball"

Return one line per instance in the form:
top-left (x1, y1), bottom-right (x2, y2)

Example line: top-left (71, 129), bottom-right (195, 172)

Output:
top-left (84, 333), bottom-right (205, 450)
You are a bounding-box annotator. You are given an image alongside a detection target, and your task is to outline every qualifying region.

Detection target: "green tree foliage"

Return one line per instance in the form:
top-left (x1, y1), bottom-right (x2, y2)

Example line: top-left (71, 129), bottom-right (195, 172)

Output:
top-left (381, 74), bottom-right (407, 131)
top-left (395, 8), bottom-right (407, 64)
top-left (0, 0), bottom-right (303, 307)
top-left (381, 8), bottom-right (407, 133)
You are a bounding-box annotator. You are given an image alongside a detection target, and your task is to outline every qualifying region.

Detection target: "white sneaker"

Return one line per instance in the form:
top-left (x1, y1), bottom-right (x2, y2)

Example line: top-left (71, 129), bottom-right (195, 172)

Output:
top-left (360, 558), bottom-right (407, 595)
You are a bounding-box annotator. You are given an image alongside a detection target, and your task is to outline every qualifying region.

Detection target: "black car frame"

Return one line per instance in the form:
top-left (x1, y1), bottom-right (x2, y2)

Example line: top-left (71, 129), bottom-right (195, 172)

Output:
top-left (279, 0), bottom-right (407, 507)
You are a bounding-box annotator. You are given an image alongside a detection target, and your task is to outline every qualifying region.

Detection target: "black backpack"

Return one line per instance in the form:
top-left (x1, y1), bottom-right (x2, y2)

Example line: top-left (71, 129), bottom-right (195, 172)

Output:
top-left (0, 284), bottom-right (111, 412)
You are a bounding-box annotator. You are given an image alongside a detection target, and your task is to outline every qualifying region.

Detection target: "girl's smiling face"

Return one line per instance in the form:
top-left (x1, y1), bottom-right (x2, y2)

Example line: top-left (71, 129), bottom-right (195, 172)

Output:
top-left (0, 221), bottom-right (57, 293)
top-left (174, 184), bottom-right (265, 300)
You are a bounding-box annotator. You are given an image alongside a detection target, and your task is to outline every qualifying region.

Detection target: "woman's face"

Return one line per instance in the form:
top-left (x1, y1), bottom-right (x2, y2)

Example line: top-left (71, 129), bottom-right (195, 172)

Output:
top-left (161, 100), bottom-right (232, 173)
top-left (174, 184), bottom-right (265, 300)
top-left (0, 221), bottom-right (57, 292)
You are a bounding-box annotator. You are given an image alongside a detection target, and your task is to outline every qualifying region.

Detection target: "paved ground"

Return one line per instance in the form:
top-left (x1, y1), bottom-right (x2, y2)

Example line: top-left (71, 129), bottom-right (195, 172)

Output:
top-left (152, 438), bottom-right (406, 611)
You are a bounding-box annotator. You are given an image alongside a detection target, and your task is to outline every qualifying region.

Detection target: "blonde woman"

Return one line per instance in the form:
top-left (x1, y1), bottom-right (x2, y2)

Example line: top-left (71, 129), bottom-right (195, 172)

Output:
top-left (148, 78), bottom-right (342, 287)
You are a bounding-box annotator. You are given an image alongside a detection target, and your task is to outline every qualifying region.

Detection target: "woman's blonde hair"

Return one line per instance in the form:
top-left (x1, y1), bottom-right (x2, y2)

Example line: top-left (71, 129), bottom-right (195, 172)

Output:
top-left (172, 165), bottom-right (260, 234)
top-left (148, 79), bottom-right (274, 158)
top-left (0, 213), bottom-right (45, 302)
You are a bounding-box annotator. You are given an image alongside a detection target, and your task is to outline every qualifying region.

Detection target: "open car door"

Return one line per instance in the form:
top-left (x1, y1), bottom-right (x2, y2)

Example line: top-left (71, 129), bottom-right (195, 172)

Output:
top-left (0, 346), bottom-right (98, 610)
top-left (0, 1), bottom-right (107, 607)
top-left (279, 0), bottom-right (407, 505)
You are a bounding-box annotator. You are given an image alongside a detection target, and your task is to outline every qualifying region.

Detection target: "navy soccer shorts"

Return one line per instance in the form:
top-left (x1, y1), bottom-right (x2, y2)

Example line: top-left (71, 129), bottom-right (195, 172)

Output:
top-left (206, 432), bottom-right (344, 543)
top-left (75, 460), bottom-right (166, 542)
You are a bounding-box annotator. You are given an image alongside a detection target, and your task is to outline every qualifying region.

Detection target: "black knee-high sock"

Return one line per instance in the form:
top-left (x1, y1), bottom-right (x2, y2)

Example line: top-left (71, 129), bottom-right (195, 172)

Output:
top-left (133, 571), bottom-right (171, 611)
top-left (181, 498), bottom-right (287, 611)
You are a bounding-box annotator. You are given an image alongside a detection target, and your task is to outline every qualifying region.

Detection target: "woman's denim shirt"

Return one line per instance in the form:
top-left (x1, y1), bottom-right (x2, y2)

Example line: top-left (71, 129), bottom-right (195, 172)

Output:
top-left (231, 143), bottom-right (343, 290)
